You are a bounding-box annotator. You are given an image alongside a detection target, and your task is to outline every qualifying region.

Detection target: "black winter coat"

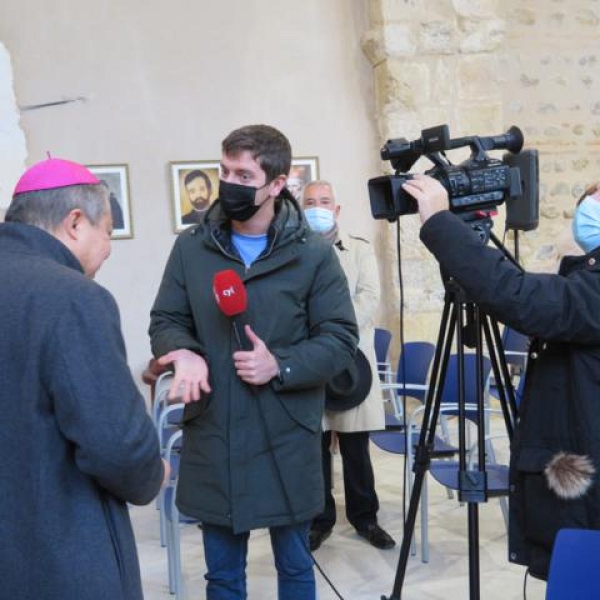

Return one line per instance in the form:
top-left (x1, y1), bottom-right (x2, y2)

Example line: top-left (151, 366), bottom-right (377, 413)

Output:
top-left (0, 223), bottom-right (164, 600)
top-left (421, 211), bottom-right (600, 580)
top-left (150, 194), bottom-right (358, 533)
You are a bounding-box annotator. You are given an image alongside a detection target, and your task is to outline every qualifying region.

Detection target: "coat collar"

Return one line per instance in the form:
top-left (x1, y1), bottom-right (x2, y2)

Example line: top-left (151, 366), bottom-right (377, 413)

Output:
top-left (335, 230), bottom-right (351, 251)
top-left (0, 222), bottom-right (83, 273)
top-left (199, 188), bottom-right (310, 256)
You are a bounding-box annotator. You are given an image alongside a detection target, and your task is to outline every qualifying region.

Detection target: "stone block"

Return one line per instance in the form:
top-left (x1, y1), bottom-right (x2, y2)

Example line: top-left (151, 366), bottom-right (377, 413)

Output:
top-left (420, 19), bottom-right (458, 55)
top-left (361, 24), bottom-right (417, 65)
top-left (458, 55), bottom-right (501, 99)
top-left (430, 57), bottom-right (457, 106)
top-left (456, 102), bottom-right (503, 135)
top-left (376, 59), bottom-right (431, 110)
top-left (452, 0), bottom-right (503, 20)
top-left (509, 7), bottom-right (537, 28)
top-left (459, 18), bottom-right (506, 53)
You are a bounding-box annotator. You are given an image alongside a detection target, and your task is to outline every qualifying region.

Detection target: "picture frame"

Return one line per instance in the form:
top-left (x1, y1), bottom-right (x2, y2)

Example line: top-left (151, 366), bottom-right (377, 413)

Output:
top-left (87, 164), bottom-right (133, 239)
top-left (287, 156), bottom-right (320, 202)
top-left (170, 160), bottom-right (220, 233)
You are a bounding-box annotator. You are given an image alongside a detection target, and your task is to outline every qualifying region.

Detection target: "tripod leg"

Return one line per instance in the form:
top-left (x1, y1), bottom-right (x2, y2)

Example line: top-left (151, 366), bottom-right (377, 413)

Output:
top-left (468, 504), bottom-right (481, 600)
top-left (382, 295), bottom-right (456, 599)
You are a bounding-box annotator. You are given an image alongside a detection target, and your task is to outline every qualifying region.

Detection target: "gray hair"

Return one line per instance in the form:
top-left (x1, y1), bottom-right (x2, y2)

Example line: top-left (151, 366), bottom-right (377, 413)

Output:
top-left (301, 179), bottom-right (339, 205)
top-left (5, 184), bottom-right (110, 232)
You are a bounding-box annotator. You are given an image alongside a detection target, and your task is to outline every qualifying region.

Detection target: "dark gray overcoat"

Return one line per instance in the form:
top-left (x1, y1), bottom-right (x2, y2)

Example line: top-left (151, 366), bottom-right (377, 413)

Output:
top-left (421, 211), bottom-right (600, 580)
top-left (0, 223), bottom-right (164, 599)
top-left (150, 194), bottom-right (358, 533)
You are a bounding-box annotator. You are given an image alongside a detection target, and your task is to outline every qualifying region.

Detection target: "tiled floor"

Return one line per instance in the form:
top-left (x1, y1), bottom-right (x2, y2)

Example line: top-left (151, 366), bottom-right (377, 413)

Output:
top-left (134, 433), bottom-right (548, 600)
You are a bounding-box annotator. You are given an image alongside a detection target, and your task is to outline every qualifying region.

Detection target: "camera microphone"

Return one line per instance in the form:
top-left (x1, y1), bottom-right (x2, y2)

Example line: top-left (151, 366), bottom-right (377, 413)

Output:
top-left (213, 269), bottom-right (252, 350)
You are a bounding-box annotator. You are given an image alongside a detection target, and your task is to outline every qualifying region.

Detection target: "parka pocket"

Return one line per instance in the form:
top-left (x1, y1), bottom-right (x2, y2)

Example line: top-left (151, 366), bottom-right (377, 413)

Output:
top-left (181, 394), bottom-right (211, 423)
top-left (516, 447), bottom-right (589, 548)
top-left (276, 391), bottom-right (323, 433)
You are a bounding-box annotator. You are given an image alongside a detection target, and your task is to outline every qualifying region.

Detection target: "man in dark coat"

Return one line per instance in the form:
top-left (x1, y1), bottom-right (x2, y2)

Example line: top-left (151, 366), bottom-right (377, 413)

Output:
top-left (150, 124), bottom-right (358, 599)
top-left (403, 174), bottom-right (600, 581)
top-left (0, 158), bottom-right (166, 600)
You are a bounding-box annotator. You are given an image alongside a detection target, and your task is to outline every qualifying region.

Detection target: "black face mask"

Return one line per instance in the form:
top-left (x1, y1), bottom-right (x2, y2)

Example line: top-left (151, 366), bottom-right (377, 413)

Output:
top-left (218, 180), bottom-right (267, 222)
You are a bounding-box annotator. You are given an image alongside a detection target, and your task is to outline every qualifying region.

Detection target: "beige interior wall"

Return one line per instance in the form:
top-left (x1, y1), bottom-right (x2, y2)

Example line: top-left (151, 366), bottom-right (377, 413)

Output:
top-left (0, 1), bottom-right (381, 397)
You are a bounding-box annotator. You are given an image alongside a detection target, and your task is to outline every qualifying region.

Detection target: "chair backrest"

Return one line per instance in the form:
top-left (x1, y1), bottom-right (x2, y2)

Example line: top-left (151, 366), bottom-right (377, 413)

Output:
top-left (165, 429), bottom-right (183, 474)
top-left (501, 326), bottom-right (529, 370)
top-left (395, 341), bottom-right (436, 403)
top-left (439, 353), bottom-right (492, 420)
top-left (374, 328), bottom-right (392, 366)
top-left (546, 528), bottom-right (600, 600)
top-left (153, 371), bottom-right (175, 425)
top-left (157, 402), bottom-right (185, 450)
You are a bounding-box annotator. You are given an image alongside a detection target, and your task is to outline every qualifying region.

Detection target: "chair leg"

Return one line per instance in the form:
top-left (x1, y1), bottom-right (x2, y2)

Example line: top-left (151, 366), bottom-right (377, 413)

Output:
top-left (159, 488), bottom-right (167, 548)
top-left (439, 419), bottom-right (454, 500)
top-left (499, 496), bottom-right (509, 531)
top-left (173, 517), bottom-right (183, 599)
top-left (165, 515), bottom-right (176, 595)
top-left (421, 476), bottom-right (429, 563)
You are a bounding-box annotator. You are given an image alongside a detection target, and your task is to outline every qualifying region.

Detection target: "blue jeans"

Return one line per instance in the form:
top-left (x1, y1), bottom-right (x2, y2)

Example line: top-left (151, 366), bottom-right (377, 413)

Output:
top-left (202, 521), bottom-right (316, 600)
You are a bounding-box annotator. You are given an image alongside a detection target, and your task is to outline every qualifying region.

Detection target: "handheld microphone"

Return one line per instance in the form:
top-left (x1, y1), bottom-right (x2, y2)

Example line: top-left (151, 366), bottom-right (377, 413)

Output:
top-left (213, 269), bottom-right (252, 350)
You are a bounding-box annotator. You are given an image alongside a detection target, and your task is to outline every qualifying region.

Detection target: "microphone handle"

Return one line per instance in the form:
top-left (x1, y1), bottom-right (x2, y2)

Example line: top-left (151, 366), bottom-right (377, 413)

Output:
top-left (232, 315), bottom-right (252, 351)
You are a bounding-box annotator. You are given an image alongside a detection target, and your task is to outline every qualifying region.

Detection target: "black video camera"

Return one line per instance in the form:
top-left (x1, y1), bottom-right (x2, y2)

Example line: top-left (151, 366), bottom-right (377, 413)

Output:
top-left (368, 124), bottom-right (539, 231)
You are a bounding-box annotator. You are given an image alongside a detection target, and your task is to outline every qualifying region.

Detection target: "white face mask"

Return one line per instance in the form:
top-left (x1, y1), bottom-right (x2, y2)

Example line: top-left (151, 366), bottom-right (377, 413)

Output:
top-left (573, 195), bottom-right (600, 254)
top-left (304, 207), bottom-right (335, 233)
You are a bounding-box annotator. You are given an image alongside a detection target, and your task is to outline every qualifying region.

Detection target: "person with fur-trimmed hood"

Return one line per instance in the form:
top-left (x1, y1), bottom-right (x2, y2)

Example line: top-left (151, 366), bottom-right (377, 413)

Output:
top-left (403, 175), bottom-right (600, 581)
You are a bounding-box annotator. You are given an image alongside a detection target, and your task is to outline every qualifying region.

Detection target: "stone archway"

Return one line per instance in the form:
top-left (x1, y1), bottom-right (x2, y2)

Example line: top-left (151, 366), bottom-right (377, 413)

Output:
top-left (0, 41), bottom-right (27, 215)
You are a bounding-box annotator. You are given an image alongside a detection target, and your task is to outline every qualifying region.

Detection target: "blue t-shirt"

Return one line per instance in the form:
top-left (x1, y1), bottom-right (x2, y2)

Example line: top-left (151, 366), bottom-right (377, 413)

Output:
top-left (231, 231), bottom-right (268, 267)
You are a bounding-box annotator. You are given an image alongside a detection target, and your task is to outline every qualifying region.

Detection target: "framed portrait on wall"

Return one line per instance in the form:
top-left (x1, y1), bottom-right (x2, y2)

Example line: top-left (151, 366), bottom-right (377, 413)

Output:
top-left (170, 161), bottom-right (220, 233)
top-left (286, 157), bottom-right (319, 202)
top-left (87, 164), bottom-right (133, 239)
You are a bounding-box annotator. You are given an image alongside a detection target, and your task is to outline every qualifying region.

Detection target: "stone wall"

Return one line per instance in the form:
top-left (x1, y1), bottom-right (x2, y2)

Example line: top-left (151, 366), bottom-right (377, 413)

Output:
top-left (362, 0), bottom-right (600, 357)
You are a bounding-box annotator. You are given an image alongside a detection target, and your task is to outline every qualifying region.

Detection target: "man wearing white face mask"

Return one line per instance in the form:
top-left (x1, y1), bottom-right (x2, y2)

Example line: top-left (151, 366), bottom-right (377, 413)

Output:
top-left (302, 180), bottom-right (396, 552)
top-left (402, 174), bottom-right (600, 582)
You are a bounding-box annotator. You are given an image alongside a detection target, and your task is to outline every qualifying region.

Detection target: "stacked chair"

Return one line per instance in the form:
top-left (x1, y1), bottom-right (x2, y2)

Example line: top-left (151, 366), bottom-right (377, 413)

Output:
top-left (153, 372), bottom-right (200, 598)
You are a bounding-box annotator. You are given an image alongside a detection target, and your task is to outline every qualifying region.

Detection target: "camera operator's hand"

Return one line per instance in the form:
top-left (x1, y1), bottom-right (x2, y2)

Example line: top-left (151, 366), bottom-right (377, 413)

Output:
top-left (402, 175), bottom-right (449, 224)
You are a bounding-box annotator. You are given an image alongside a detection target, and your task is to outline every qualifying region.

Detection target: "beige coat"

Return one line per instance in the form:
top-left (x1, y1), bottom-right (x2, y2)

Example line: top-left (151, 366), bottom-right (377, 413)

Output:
top-left (323, 231), bottom-right (385, 432)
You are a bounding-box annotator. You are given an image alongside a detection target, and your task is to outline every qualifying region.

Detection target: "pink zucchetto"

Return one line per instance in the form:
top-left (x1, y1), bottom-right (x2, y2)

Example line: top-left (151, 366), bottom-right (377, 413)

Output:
top-left (13, 157), bottom-right (100, 196)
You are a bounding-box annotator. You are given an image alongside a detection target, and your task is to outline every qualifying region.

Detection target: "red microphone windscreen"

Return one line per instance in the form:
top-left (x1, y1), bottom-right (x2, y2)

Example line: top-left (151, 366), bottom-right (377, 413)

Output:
top-left (213, 269), bottom-right (248, 317)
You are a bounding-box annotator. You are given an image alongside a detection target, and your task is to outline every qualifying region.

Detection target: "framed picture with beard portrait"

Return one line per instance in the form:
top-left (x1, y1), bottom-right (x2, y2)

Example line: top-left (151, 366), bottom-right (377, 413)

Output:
top-left (286, 157), bottom-right (320, 203)
top-left (87, 164), bottom-right (133, 239)
top-left (170, 161), bottom-right (220, 233)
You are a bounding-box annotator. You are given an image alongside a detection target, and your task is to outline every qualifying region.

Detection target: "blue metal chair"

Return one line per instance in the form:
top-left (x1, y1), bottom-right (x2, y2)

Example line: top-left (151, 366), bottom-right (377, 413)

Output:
top-left (370, 342), bottom-right (455, 556)
top-left (370, 341), bottom-right (437, 454)
top-left (418, 353), bottom-right (501, 562)
top-left (546, 528), bottom-right (600, 600)
top-left (489, 326), bottom-right (529, 403)
top-left (155, 384), bottom-right (185, 548)
top-left (374, 327), bottom-right (393, 383)
top-left (163, 429), bottom-right (202, 598)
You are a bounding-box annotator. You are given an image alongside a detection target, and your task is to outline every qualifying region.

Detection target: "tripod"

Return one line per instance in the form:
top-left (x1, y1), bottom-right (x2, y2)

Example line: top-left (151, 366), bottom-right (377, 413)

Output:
top-left (383, 232), bottom-right (521, 600)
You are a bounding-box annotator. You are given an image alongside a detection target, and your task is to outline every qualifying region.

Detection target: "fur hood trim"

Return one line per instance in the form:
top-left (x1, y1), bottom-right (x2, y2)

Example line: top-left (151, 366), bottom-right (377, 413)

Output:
top-left (544, 452), bottom-right (595, 500)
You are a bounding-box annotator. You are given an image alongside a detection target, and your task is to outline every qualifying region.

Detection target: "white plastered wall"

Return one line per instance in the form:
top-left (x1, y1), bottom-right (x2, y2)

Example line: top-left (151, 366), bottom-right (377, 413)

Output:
top-left (0, 42), bottom-right (27, 215)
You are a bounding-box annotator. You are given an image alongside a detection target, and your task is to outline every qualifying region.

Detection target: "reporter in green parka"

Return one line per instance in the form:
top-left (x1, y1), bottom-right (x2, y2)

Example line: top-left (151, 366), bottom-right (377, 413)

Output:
top-left (149, 124), bottom-right (358, 600)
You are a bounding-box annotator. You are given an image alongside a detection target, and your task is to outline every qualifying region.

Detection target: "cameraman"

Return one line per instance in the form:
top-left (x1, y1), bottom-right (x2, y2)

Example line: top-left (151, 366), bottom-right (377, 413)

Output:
top-left (403, 174), bottom-right (600, 580)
